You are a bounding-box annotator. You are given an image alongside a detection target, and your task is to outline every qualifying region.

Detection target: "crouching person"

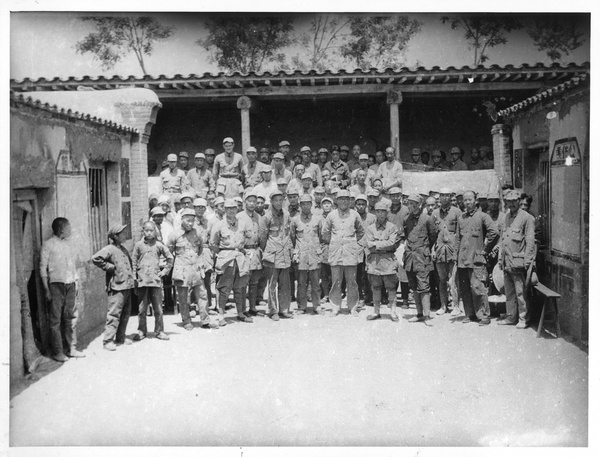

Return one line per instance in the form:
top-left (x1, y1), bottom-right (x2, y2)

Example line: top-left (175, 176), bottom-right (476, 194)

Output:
top-left (365, 202), bottom-right (401, 322)
top-left (167, 208), bottom-right (217, 331)
top-left (132, 221), bottom-right (174, 341)
top-left (91, 224), bottom-right (135, 351)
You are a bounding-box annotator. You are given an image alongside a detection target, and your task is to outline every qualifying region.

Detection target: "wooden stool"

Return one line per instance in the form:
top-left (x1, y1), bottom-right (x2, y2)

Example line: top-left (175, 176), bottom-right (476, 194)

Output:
top-left (534, 283), bottom-right (561, 338)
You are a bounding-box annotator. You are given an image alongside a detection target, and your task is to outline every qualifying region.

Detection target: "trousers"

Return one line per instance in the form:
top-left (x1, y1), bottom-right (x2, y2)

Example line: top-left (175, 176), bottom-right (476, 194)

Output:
top-left (48, 282), bottom-right (78, 356)
top-left (245, 269), bottom-right (263, 311)
top-left (457, 267), bottom-right (490, 320)
top-left (264, 266), bottom-right (291, 314)
top-left (104, 289), bottom-right (132, 344)
top-left (436, 260), bottom-right (458, 309)
top-left (297, 268), bottom-right (321, 310)
top-left (320, 263), bottom-right (331, 298)
top-left (217, 261), bottom-right (250, 315)
top-left (504, 269), bottom-right (527, 324)
top-left (137, 286), bottom-right (164, 335)
top-left (369, 274), bottom-right (398, 310)
top-left (175, 281), bottom-right (209, 325)
top-left (357, 261), bottom-right (373, 304)
top-left (330, 265), bottom-right (359, 310)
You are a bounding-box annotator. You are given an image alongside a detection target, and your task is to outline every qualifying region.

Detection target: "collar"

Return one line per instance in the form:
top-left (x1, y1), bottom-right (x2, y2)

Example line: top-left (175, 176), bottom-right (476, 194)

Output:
top-left (272, 207), bottom-right (284, 217)
top-left (376, 220), bottom-right (387, 230)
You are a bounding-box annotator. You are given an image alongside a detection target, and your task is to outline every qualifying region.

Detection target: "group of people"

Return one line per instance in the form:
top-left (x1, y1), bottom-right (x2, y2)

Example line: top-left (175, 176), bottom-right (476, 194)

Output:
top-left (40, 137), bottom-right (535, 360)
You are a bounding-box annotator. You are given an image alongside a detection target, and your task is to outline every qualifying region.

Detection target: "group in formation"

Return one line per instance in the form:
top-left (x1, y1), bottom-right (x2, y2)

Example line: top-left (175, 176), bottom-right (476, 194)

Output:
top-left (39, 137), bottom-right (537, 359)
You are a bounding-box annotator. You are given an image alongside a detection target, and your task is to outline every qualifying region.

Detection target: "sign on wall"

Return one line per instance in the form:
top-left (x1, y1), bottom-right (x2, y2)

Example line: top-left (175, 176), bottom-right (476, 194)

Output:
top-left (551, 137), bottom-right (581, 166)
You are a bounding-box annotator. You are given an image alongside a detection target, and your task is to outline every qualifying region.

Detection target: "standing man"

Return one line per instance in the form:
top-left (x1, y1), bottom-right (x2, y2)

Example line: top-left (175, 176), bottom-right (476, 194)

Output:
top-left (468, 148), bottom-right (486, 170)
top-left (178, 151), bottom-right (190, 171)
top-left (253, 166), bottom-right (278, 205)
top-left (406, 148), bottom-right (426, 171)
top-left (319, 196), bottom-right (334, 305)
top-left (497, 190), bottom-right (536, 328)
top-left (291, 194), bottom-right (324, 314)
top-left (300, 146), bottom-right (323, 187)
top-left (237, 189), bottom-right (263, 316)
top-left (350, 153), bottom-right (376, 187)
top-left (370, 150), bottom-right (385, 174)
top-left (278, 140), bottom-right (295, 170)
top-left (259, 147), bottom-right (271, 165)
top-left (456, 191), bottom-right (498, 325)
top-left (404, 195), bottom-right (438, 325)
top-left (376, 147), bottom-right (404, 195)
top-left (322, 190), bottom-right (365, 316)
top-left (429, 150), bottom-right (450, 171)
top-left (210, 199), bottom-right (253, 325)
top-left (364, 202), bottom-right (400, 322)
top-left (242, 146), bottom-right (266, 188)
top-left (349, 168), bottom-right (373, 196)
top-left (355, 194), bottom-right (376, 308)
top-left (40, 217), bottom-right (84, 361)
top-left (187, 152), bottom-right (215, 198)
top-left (160, 153), bottom-right (191, 198)
top-left (204, 148), bottom-right (216, 170)
top-left (311, 149), bottom-right (320, 165)
top-left (430, 187), bottom-right (462, 315)
top-left (300, 173), bottom-right (314, 197)
top-left (259, 190), bottom-right (294, 320)
top-left (448, 147), bottom-right (469, 171)
top-left (324, 147), bottom-right (350, 188)
top-left (318, 148), bottom-right (329, 170)
top-left (213, 137), bottom-right (244, 197)
top-left (272, 152), bottom-right (293, 185)
top-left (480, 146), bottom-right (494, 169)
top-left (346, 144), bottom-right (362, 171)
top-left (339, 145), bottom-right (351, 164)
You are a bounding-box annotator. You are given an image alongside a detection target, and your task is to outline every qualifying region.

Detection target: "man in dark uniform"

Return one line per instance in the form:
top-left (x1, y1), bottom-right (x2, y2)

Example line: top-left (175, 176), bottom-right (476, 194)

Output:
top-left (449, 147), bottom-right (468, 171)
top-left (178, 151), bottom-right (190, 171)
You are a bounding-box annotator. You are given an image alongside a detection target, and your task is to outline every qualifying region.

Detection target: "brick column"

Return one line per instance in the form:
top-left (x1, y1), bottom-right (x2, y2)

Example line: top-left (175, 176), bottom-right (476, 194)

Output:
top-left (116, 100), bottom-right (161, 242)
top-left (491, 124), bottom-right (512, 186)
top-left (387, 89), bottom-right (403, 159)
top-left (237, 96), bottom-right (252, 162)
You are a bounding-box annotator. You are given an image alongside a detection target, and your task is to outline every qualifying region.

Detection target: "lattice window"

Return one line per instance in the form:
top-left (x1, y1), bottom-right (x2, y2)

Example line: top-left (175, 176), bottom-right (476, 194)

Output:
top-left (89, 167), bottom-right (108, 253)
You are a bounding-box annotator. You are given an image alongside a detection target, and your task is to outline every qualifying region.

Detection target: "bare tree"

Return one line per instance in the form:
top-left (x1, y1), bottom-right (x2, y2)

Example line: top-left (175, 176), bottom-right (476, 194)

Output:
top-left (527, 16), bottom-right (585, 62)
top-left (75, 16), bottom-right (175, 75)
top-left (441, 15), bottom-right (522, 66)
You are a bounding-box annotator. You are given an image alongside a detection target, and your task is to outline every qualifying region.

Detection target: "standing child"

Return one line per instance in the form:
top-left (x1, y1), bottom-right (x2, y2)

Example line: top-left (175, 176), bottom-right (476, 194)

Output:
top-left (92, 224), bottom-right (135, 351)
top-left (132, 222), bottom-right (174, 341)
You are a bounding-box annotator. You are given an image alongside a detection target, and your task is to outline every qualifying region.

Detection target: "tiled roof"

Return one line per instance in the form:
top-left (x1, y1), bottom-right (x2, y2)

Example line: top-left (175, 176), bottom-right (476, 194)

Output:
top-left (498, 73), bottom-right (589, 117)
top-left (11, 93), bottom-right (139, 134)
top-left (10, 62), bottom-right (589, 93)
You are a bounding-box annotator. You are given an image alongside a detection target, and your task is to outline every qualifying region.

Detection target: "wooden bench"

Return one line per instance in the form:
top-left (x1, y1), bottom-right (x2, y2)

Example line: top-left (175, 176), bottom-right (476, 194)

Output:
top-left (533, 283), bottom-right (561, 338)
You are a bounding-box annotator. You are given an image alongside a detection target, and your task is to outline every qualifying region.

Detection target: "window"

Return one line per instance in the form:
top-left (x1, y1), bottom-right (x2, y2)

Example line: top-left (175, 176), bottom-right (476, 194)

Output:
top-left (537, 158), bottom-right (550, 249)
top-left (89, 167), bottom-right (108, 253)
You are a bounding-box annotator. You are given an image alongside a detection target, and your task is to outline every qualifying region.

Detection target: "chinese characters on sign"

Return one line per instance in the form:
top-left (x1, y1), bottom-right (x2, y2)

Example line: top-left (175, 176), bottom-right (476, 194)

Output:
top-left (551, 138), bottom-right (581, 166)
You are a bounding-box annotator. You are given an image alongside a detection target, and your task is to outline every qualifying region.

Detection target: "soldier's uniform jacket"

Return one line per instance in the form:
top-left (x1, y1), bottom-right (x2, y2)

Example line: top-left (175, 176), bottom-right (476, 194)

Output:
top-left (160, 168), bottom-right (190, 195)
top-left (323, 160), bottom-right (350, 187)
top-left (132, 238), bottom-right (173, 288)
top-left (449, 159), bottom-right (468, 171)
top-left (237, 210), bottom-right (263, 271)
top-left (431, 205), bottom-right (462, 262)
top-left (387, 204), bottom-right (409, 239)
top-left (166, 228), bottom-right (204, 287)
top-left (259, 208), bottom-right (293, 268)
top-left (213, 152), bottom-right (243, 179)
top-left (92, 244), bottom-right (135, 292)
top-left (456, 209), bottom-right (498, 269)
top-left (357, 212), bottom-right (376, 262)
top-left (194, 216), bottom-right (214, 271)
top-left (242, 161), bottom-right (268, 188)
top-left (403, 211), bottom-right (438, 273)
top-left (290, 213), bottom-right (323, 270)
top-left (350, 167), bottom-right (376, 187)
top-left (322, 209), bottom-right (365, 266)
top-left (319, 212), bottom-right (332, 265)
top-left (498, 208), bottom-right (536, 272)
top-left (272, 167), bottom-right (293, 185)
top-left (376, 160), bottom-right (404, 189)
top-left (303, 162), bottom-right (323, 187)
top-left (210, 216), bottom-right (250, 276)
top-left (364, 220), bottom-right (400, 275)
top-left (187, 167), bottom-right (215, 198)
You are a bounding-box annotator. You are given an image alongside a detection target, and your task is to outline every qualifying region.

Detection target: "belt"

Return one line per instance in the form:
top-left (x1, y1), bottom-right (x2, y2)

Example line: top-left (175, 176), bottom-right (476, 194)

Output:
top-left (245, 244), bottom-right (259, 249)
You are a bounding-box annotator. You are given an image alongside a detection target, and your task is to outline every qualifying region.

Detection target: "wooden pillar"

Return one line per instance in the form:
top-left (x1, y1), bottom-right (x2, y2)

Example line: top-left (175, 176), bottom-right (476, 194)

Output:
top-left (237, 96), bottom-right (252, 163)
top-left (491, 124), bottom-right (512, 187)
top-left (387, 89), bottom-right (403, 160)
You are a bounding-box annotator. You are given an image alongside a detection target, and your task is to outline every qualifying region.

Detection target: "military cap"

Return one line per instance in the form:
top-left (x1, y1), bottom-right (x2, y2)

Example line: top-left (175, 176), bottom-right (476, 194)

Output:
top-left (367, 189), bottom-right (380, 197)
top-left (314, 186), bottom-right (325, 193)
top-left (349, 192), bottom-right (358, 199)
top-left (270, 189), bottom-right (284, 199)
top-left (277, 178), bottom-right (288, 185)
top-left (108, 224), bottom-right (127, 237)
top-left (504, 190), bottom-right (521, 201)
top-left (480, 146), bottom-right (492, 153)
top-left (331, 188), bottom-right (340, 195)
top-left (161, 160), bottom-right (169, 169)
top-left (173, 194), bottom-right (182, 204)
top-left (337, 189), bottom-right (351, 198)
top-left (273, 152), bottom-right (285, 160)
top-left (279, 140), bottom-right (290, 147)
top-left (321, 196), bottom-right (333, 204)
top-left (167, 153), bottom-right (178, 162)
top-left (355, 194), bottom-right (368, 203)
top-left (299, 194), bottom-right (313, 203)
top-left (318, 148), bottom-right (329, 153)
top-left (180, 192), bottom-right (194, 202)
top-left (256, 195), bottom-right (266, 201)
top-left (244, 189), bottom-right (258, 200)
top-left (150, 207), bottom-right (165, 216)
top-left (407, 194), bottom-right (421, 203)
top-left (358, 153), bottom-right (369, 160)
top-left (214, 196), bottom-right (225, 206)
top-left (374, 202), bottom-right (389, 211)
top-left (300, 146), bottom-right (311, 153)
top-left (194, 152), bottom-right (206, 159)
top-left (411, 149), bottom-right (422, 156)
top-left (224, 199), bottom-right (237, 208)
top-left (157, 194), bottom-right (171, 204)
top-left (301, 173), bottom-right (313, 180)
top-left (261, 165), bottom-right (273, 173)
top-left (246, 146), bottom-right (257, 153)
top-left (193, 198), bottom-right (207, 207)
top-left (478, 192), bottom-right (488, 199)
top-left (340, 145), bottom-right (349, 151)
top-left (222, 137), bottom-right (234, 144)
top-left (259, 147), bottom-right (270, 153)
top-left (388, 187), bottom-right (402, 195)
top-left (487, 193), bottom-right (501, 200)
top-left (431, 150), bottom-right (442, 157)
top-left (178, 151), bottom-right (189, 158)
top-left (180, 208), bottom-right (196, 217)
top-left (439, 187), bottom-right (452, 195)
top-left (286, 188), bottom-right (299, 196)
top-left (204, 149), bottom-right (216, 155)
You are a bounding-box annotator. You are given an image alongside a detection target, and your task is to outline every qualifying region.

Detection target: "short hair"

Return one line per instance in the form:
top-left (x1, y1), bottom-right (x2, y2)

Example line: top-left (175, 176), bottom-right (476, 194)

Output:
top-left (51, 217), bottom-right (69, 236)
top-left (520, 193), bottom-right (533, 205)
top-left (464, 190), bottom-right (477, 199)
top-left (372, 178), bottom-right (383, 186)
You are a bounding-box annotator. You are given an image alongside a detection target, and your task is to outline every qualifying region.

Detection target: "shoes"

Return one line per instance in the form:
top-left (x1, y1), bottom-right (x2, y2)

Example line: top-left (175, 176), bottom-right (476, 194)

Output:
top-left (479, 318), bottom-right (491, 326)
top-left (133, 331), bottom-right (146, 341)
top-left (329, 308), bottom-right (340, 317)
top-left (248, 309), bottom-right (261, 316)
top-left (279, 312), bottom-right (294, 319)
top-left (450, 308), bottom-right (461, 316)
top-left (156, 332), bottom-right (170, 340)
top-left (320, 296), bottom-right (329, 304)
top-left (237, 315), bottom-right (253, 323)
top-left (201, 322), bottom-right (219, 329)
top-left (356, 300), bottom-right (365, 310)
top-left (184, 323), bottom-right (194, 331)
top-left (312, 307), bottom-right (325, 315)
top-left (295, 309), bottom-right (306, 315)
top-left (408, 316), bottom-right (425, 323)
top-left (390, 314), bottom-right (400, 322)
top-left (53, 353), bottom-right (69, 363)
top-left (367, 313), bottom-right (381, 321)
top-left (218, 319), bottom-right (228, 327)
top-left (462, 316), bottom-right (478, 324)
top-left (68, 349), bottom-right (86, 358)
top-left (497, 319), bottom-right (517, 326)
top-left (436, 307), bottom-right (446, 315)
top-left (516, 322), bottom-right (528, 329)
top-left (103, 342), bottom-right (117, 351)
top-left (351, 307), bottom-right (360, 317)
top-left (423, 317), bottom-right (433, 327)
top-left (400, 302), bottom-right (409, 309)
top-left (270, 313), bottom-right (280, 321)
top-left (116, 338), bottom-right (133, 345)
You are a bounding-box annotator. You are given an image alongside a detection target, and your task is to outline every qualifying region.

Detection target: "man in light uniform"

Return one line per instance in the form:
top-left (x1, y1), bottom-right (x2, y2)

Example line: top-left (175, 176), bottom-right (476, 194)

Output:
top-left (253, 166), bottom-right (278, 206)
top-left (272, 152), bottom-right (293, 185)
top-left (242, 146), bottom-right (267, 188)
top-left (213, 137), bottom-right (244, 198)
top-left (449, 146), bottom-right (468, 171)
top-left (187, 152), bottom-right (215, 198)
top-left (300, 146), bottom-right (323, 187)
top-left (355, 194), bottom-right (376, 308)
top-left (350, 153), bottom-right (376, 187)
top-left (376, 146), bottom-right (403, 194)
top-left (349, 168), bottom-right (373, 196)
top-left (160, 153), bottom-right (191, 198)
top-left (178, 151), bottom-right (190, 171)
top-left (323, 148), bottom-right (350, 188)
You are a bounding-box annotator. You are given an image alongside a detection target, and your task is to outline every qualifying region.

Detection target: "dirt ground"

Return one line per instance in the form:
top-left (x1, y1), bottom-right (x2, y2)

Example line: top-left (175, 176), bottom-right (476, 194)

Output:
top-left (9, 300), bottom-right (588, 447)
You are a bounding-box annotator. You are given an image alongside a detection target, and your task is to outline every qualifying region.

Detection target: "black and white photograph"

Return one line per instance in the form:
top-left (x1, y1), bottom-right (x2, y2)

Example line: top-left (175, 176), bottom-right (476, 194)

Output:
top-left (2, 1), bottom-right (597, 454)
